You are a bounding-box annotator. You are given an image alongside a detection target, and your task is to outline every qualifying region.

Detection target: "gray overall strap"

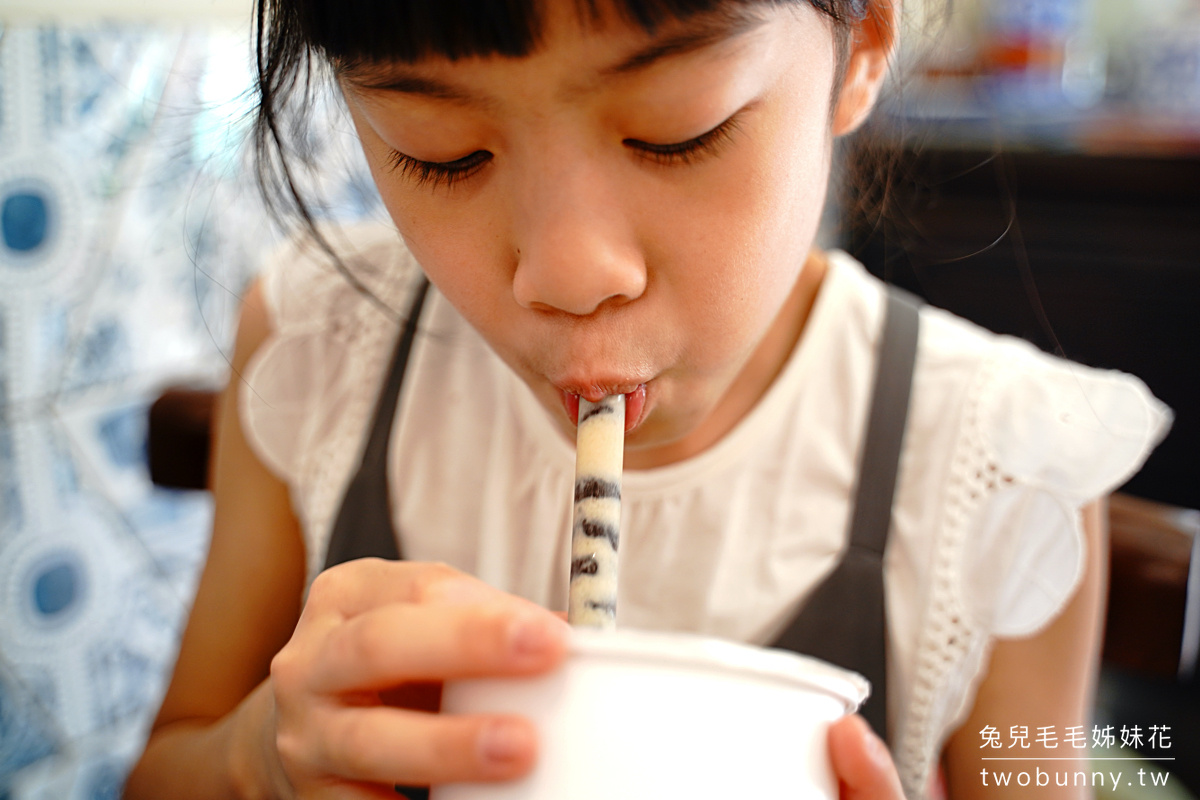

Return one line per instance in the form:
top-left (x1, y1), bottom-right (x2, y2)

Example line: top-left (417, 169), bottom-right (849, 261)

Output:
top-left (323, 278), bottom-right (430, 571)
top-left (770, 287), bottom-right (922, 742)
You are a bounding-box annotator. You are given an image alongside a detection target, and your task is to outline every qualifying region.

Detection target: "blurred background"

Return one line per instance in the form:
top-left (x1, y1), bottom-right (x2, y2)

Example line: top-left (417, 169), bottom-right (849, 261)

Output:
top-left (0, 0), bottom-right (1196, 797)
top-left (0, 1), bottom-right (380, 796)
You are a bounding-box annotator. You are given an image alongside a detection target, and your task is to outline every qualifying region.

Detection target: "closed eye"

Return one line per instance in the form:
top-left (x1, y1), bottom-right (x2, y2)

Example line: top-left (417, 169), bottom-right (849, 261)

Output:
top-left (384, 148), bottom-right (493, 189)
top-left (624, 111), bottom-right (744, 166)
top-left (384, 108), bottom-right (745, 188)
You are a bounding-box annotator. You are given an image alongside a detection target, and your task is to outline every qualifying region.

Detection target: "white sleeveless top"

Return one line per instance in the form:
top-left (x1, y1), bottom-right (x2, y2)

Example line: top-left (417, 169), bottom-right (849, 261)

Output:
top-left (240, 224), bottom-right (1170, 798)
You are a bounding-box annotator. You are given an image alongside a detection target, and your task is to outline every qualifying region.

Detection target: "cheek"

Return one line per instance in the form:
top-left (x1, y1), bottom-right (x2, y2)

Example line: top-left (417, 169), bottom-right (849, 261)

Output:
top-left (374, 176), bottom-right (515, 336)
top-left (347, 110), bottom-right (511, 322)
top-left (651, 109), bottom-right (831, 366)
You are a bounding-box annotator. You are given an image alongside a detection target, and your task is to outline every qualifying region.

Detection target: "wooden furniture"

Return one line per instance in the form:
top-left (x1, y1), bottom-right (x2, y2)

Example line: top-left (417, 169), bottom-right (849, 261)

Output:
top-left (148, 387), bottom-right (215, 491)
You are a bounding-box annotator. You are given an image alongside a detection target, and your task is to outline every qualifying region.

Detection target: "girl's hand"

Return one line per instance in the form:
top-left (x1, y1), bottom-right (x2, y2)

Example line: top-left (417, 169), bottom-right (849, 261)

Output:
top-left (828, 715), bottom-right (905, 800)
top-left (266, 558), bottom-right (570, 797)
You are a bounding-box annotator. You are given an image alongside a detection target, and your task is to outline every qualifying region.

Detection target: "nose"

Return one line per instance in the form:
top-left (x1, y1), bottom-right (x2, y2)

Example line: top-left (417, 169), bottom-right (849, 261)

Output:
top-left (510, 156), bottom-right (646, 317)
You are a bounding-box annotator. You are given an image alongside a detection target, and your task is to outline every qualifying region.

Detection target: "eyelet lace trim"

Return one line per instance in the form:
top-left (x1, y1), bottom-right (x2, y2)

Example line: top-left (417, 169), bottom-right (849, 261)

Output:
top-left (262, 233), bottom-right (419, 584)
top-left (294, 295), bottom-right (399, 584)
top-left (895, 354), bottom-right (1015, 798)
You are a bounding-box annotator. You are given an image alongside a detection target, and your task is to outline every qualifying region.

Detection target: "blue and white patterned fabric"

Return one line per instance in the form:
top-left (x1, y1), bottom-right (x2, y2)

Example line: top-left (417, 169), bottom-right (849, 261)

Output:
top-left (0, 22), bottom-right (380, 798)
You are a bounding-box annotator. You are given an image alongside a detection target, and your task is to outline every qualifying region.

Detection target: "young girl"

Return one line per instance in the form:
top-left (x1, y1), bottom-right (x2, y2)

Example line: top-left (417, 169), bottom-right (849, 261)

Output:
top-left (125, 0), bottom-right (1170, 798)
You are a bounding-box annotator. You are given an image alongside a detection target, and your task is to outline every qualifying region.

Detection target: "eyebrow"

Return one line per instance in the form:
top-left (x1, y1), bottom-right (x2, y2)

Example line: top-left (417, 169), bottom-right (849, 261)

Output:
top-left (347, 72), bottom-right (481, 104)
top-left (342, 9), bottom-right (766, 105)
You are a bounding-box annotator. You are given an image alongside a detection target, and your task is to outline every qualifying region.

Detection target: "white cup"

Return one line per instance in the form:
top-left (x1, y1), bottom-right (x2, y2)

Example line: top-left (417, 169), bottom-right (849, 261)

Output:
top-left (432, 627), bottom-right (869, 799)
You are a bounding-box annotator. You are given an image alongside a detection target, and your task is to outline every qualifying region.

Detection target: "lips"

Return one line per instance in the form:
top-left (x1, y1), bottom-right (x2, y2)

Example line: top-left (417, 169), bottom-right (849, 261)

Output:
top-left (559, 384), bottom-right (648, 432)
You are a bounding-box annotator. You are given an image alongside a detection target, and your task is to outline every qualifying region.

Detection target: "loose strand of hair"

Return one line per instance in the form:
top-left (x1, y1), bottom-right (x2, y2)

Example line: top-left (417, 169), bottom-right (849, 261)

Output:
top-left (253, 0), bottom-right (402, 322)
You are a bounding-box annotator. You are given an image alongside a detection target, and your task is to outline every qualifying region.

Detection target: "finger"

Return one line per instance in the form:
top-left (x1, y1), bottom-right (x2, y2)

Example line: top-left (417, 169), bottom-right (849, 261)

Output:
top-left (305, 560), bottom-right (505, 619)
top-left (828, 714), bottom-right (905, 800)
top-left (310, 603), bottom-right (569, 692)
top-left (313, 706), bottom-right (538, 786)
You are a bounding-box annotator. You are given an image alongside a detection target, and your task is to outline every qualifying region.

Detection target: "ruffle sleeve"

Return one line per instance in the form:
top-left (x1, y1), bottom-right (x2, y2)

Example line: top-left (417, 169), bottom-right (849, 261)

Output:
top-left (963, 338), bottom-right (1172, 638)
top-left (237, 224), bottom-right (423, 533)
top-left (239, 325), bottom-right (334, 483)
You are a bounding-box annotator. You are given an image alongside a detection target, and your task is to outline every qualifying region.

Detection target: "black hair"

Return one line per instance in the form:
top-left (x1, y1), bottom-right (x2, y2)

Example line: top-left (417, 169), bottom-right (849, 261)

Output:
top-left (271, 0), bottom-right (868, 66)
top-left (252, 0), bottom-right (874, 307)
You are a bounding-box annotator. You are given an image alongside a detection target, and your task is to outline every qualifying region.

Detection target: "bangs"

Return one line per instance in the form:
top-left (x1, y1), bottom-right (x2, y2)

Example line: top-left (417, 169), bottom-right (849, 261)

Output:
top-left (287, 0), bottom-right (860, 67)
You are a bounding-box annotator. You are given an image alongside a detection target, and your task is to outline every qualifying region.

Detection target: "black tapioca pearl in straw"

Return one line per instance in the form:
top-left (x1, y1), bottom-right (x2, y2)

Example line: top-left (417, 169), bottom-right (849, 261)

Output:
top-left (574, 477), bottom-right (621, 502)
top-left (579, 519), bottom-right (619, 551)
top-left (579, 401), bottom-right (616, 424)
top-left (571, 555), bottom-right (599, 577)
top-left (586, 600), bottom-right (617, 615)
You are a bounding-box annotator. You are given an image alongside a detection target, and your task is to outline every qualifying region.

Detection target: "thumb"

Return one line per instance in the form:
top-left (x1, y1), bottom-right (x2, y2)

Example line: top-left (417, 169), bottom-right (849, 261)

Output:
top-left (828, 714), bottom-right (905, 800)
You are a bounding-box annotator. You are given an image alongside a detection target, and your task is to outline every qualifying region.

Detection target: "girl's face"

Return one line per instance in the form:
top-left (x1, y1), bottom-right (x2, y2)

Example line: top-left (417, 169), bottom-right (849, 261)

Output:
top-left (341, 2), bottom-right (889, 468)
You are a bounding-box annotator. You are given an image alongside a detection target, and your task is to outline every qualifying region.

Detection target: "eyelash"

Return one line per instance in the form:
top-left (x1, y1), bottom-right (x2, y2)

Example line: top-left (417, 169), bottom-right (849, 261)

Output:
top-left (384, 149), bottom-right (492, 189)
top-left (384, 112), bottom-right (744, 189)
top-left (625, 113), bottom-right (744, 166)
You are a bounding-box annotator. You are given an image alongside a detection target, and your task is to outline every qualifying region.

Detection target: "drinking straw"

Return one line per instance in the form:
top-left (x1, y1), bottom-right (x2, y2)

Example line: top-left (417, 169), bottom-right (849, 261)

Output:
top-left (567, 394), bottom-right (625, 628)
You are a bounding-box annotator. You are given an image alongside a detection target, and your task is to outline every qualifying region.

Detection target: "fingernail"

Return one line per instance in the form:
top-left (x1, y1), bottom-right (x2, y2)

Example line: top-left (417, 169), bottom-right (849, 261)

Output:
top-left (508, 612), bottom-right (566, 658)
top-left (479, 720), bottom-right (532, 764)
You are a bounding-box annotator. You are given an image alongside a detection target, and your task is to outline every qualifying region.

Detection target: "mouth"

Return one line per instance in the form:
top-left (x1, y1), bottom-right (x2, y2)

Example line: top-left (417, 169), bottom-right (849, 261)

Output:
top-left (559, 384), bottom-right (648, 432)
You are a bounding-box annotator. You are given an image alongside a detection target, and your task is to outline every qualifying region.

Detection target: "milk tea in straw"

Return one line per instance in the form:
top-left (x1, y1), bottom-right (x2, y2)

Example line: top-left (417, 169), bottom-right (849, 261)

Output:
top-left (568, 394), bottom-right (625, 628)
